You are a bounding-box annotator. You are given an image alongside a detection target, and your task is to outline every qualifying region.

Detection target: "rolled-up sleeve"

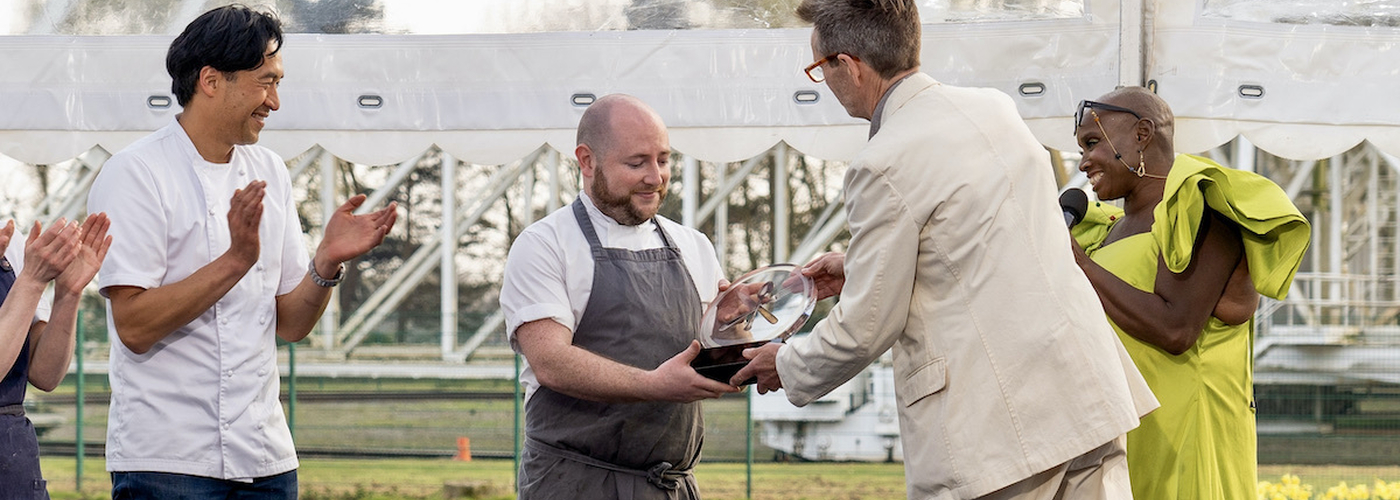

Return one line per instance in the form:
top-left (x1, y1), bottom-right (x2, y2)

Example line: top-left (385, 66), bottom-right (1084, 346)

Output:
top-left (501, 229), bottom-right (575, 349)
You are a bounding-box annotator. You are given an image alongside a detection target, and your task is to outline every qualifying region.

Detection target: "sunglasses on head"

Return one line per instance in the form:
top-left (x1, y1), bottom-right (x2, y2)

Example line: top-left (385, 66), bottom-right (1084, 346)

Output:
top-left (1074, 99), bottom-right (1166, 179)
top-left (1074, 100), bottom-right (1142, 133)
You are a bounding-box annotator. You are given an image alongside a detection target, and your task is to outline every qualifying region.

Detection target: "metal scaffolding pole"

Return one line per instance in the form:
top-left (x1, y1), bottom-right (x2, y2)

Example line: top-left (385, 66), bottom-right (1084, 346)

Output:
top-left (1368, 151), bottom-right (1380, 306)
top-left (357, 152), bottom-right (425, 215)
top-left (1384, 152), bottom-right (1400, 299)
top-left (452, 310), bottom-right (505, 362)
top-left (790, 209), bottom-right (847, 266)
top-left (517, 153), bottom-right (538, 232)
top-left (547, 149), bottom-right (562, 213)
top-left (774, 143), bottom-right (790, 263)
top-left (1119, 0), bottom-right (1146, 87)
top-left (1283, 160), bottom-right (1317, 200)
top-left (441, 153), bottom-right (458, 361)
top-left (698, 156), bottom-right (765, 222)
top-left (288, 146), bottom-right (326, 183)
top-left (337, 152), bottom-right (539, 354)
top-left (318, 150), bottom-right (339, 349)
top-left (1329, 155), bottom-right (1344, 308)
top-left (683, 155), bottom-right (699, 228)
top-left (715, 162), bottom-right (728, 266)
top-left (1233, 136), bottom-right (1256, 173)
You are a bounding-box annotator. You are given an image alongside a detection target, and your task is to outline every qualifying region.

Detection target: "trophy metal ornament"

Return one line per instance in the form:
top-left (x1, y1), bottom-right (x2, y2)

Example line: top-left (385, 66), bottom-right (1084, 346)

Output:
top-left (691, 264), bottom-right (817, 385)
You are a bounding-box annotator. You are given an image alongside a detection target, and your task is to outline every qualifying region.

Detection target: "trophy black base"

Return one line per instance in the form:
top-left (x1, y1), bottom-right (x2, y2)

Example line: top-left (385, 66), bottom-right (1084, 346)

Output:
top-left (691, 340), bottom-right (768, 386)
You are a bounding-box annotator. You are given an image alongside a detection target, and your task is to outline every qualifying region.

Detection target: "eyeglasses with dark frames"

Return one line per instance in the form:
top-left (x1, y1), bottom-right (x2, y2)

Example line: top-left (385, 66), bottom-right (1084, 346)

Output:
top-left (1074, 100), bottom-right (1142, 132)
top-left (804, 52), bottom-right (858, 83)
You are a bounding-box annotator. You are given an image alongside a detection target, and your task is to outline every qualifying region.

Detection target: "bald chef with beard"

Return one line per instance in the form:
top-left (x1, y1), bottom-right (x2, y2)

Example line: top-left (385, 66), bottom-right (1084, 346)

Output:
top-left (500, 93), bottom-right (740, 500)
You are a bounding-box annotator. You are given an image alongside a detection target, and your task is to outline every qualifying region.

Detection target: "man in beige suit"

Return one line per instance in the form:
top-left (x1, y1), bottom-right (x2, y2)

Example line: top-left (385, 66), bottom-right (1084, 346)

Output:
top-left (732, 1), bottom-right (1157, 499)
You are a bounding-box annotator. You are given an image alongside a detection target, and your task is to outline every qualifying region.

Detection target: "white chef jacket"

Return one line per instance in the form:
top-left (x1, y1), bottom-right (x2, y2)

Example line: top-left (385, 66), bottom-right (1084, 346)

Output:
top-left (88, 118), bottom-right (309, 480)
top-left (500, 192), bottom-right (725, 399)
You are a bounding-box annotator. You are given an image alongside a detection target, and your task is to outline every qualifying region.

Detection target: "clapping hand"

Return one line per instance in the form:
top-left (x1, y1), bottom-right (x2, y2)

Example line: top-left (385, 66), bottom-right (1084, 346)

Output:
top-left (0, 220), bottom-right (13, 255)
top-left (314, 194), bottom-right (398, 271)
top-left (55, 213), bottom-right (112, 297)
top-left (227, 180), bottom-right (266, 269)
top-left (19, 219), bottom-right (80, 283)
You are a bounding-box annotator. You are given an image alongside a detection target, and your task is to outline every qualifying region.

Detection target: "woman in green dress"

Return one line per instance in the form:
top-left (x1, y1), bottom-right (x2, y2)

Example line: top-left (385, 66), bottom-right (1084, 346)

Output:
top-left (1069, 87), bottom-right (1310, 500)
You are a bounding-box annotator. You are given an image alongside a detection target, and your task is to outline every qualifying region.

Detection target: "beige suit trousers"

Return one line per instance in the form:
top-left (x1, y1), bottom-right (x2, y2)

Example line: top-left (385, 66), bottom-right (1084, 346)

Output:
top-left (978, 436), bottom-right (1131, 500)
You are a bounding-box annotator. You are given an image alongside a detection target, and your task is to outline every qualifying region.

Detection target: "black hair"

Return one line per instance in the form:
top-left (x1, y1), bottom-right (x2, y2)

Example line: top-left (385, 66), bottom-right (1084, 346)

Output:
top-left (166, 4), bottom-right (284, 107)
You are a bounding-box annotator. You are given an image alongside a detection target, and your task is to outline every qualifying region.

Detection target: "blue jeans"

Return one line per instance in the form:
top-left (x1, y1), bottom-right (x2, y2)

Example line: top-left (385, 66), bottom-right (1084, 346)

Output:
top-left (110, 470), bottom-right (297, 499)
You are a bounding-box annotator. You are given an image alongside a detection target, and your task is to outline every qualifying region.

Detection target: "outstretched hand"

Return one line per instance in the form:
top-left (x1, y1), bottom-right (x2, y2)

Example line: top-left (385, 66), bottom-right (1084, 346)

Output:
top-left (644, 340), bottom-right (741, 403)
top-left (801, 252), bottom-right (846, 300)
top-left (315, 195), bottom-right (398, 271)
top-left (55, 213), bottom-right (113, 297)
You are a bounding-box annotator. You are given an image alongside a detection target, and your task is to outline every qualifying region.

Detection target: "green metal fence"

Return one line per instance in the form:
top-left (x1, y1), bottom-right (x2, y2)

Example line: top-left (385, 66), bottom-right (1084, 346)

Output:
top-left (29, 309), bottom-right (1400, 499)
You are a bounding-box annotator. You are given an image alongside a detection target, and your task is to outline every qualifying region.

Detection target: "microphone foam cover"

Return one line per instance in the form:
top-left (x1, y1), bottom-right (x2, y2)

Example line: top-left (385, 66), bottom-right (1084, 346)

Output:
top-left (1059, 188), bottom-right (1089, 227)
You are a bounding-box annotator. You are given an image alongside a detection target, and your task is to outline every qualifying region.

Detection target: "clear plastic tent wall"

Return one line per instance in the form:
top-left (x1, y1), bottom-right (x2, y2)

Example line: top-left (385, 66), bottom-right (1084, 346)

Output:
top-left (3, 0), bottom-right (1399, 164)
top-left (1, 0), bottom-right (1108, 165)
top-left (1150, 0), bottom-right (1400, 160)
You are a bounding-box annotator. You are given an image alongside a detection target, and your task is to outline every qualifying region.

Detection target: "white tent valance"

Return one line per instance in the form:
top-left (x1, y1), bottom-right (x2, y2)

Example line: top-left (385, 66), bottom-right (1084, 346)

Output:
top-left (0, 3), bottom-right (1119, 165)
top-left (1150, 1), bottom-right (1400, 159)
top-left (3, 0), bottom-right (1400, 165)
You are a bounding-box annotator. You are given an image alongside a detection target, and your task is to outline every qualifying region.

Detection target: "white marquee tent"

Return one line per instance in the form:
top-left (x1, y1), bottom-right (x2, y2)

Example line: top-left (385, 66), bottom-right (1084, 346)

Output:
top-left (4, 0), bottom-right (1400, 165)
top-left (1, 0), bottom-right (1398, 394)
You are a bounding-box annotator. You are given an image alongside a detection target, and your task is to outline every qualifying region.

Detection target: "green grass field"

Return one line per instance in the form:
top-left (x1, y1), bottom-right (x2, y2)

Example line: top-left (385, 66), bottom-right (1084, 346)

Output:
top-left (40, 457), bottom-right (909, 500)
top-left (33, 375), bottom-right (1400, 499)
top-left (38, 456), bottom-right (1400, 500)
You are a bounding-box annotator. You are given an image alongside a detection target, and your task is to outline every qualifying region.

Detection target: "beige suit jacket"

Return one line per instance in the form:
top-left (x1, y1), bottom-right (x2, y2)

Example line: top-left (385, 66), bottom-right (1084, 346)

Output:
top-left (776, 73), bottom-right (1156, 499)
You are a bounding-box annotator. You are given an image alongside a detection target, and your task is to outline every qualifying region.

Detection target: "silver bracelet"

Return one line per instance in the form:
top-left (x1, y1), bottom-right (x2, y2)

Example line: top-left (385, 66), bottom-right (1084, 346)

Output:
top-left (309, 261), bottom-right (344, 287)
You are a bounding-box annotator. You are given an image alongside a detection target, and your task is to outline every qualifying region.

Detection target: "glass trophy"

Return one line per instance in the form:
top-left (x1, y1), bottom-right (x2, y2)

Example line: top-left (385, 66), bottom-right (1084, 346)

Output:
top-left (691, 264), bottom-right (817, 385)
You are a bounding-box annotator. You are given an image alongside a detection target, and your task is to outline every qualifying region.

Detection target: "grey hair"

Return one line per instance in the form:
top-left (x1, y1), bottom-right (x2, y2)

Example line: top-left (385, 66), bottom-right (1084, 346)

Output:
top-left (796, 0), bottom-right (921, 79)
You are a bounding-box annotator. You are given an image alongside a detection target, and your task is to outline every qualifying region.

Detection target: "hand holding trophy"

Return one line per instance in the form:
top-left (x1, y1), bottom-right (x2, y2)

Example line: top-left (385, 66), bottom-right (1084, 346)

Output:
top-left (692, 264), bottom-right (816, 385)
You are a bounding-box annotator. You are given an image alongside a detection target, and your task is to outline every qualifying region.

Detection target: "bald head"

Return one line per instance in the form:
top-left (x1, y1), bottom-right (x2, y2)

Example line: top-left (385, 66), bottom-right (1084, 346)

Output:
top-left (575, 94), bottom-right (672, 226)
top-left (577, 94), bottom-right (666, 159)
top-left (1097, 87), bottom-right (1175, 148)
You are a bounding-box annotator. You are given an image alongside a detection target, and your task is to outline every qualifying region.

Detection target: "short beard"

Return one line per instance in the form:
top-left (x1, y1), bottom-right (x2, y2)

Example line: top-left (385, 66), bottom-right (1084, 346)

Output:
top-left (591, 169), bottom-right (664, 226)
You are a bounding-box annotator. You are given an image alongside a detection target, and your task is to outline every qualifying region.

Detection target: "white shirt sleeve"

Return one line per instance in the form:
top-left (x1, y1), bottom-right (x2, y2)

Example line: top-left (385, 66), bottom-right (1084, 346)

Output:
top-left (89, 154), bottom-right (169, 295)
top-left (500, 227), bottom-right (575, 349)
top-left (271, 162), bottom-right (309, 295)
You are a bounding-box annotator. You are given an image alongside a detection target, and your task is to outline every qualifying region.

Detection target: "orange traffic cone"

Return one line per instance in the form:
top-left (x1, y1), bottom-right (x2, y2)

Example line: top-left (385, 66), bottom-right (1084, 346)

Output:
top-left (455, 436), bottom-right (472, 461)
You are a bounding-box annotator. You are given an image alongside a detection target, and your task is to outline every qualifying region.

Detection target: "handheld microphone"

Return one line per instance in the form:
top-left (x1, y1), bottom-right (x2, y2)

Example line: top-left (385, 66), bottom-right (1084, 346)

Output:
top-left (1059, 188), bottom-right (1089, 228)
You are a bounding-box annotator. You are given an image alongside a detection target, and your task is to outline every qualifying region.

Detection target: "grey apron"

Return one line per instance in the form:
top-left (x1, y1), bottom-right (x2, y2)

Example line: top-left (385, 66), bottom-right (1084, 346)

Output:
top-left (517, 199), bottom-right (704, 500)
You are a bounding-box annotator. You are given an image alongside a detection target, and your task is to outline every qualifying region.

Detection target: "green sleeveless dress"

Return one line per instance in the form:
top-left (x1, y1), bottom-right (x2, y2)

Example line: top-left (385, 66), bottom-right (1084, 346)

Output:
top-left (1072, 154), bottom-right (1310, 500)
